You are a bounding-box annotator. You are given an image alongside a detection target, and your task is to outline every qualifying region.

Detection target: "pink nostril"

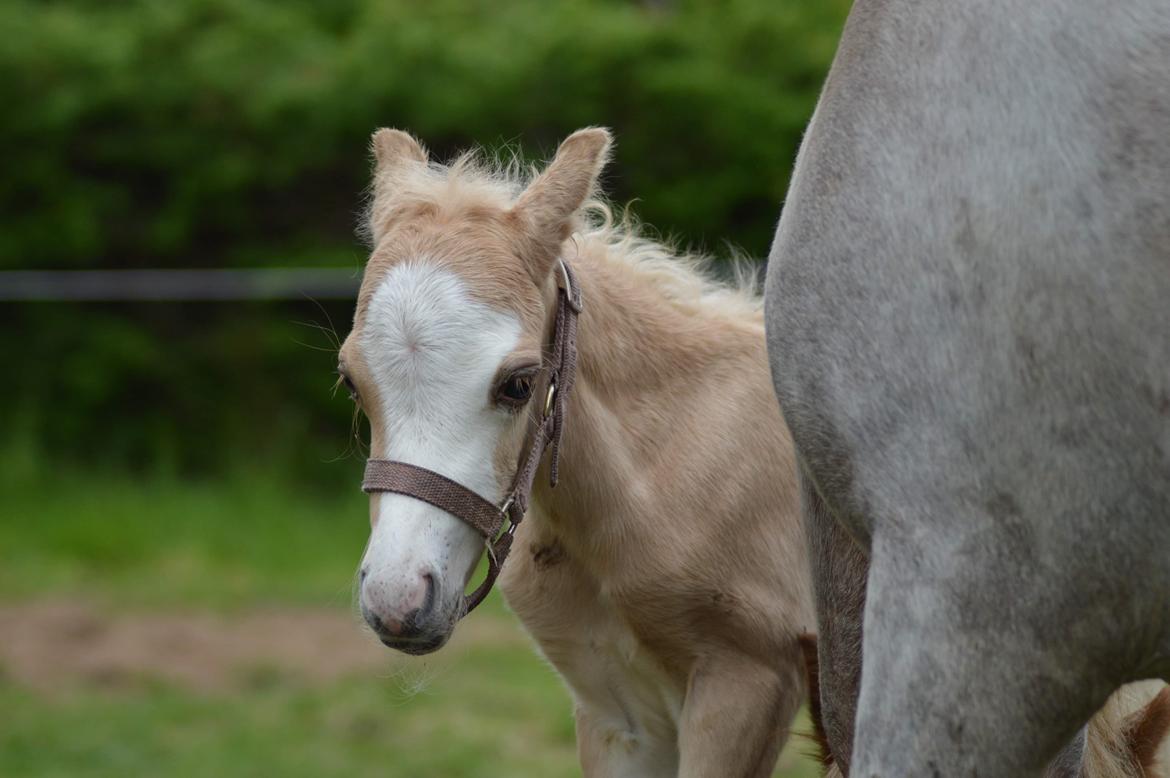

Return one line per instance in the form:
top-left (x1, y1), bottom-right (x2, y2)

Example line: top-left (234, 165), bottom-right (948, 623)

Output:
top-left (361, 570), bottom-right (437, 639)
top-left (398, 572), bottom-right (434, 616)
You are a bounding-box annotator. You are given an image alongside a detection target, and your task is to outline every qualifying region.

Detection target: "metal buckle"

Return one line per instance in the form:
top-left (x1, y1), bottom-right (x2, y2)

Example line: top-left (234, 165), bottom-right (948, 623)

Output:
top-left (556, 259), bottom-right (582, 312)
top-left (556, 258), bottom-right (572, 294)
top-left (543, 381), bottom-right (557, 418)
top-left (493, 499), bottom-right (519, 551)
top-left (498, 495), bottom-right (523, 528)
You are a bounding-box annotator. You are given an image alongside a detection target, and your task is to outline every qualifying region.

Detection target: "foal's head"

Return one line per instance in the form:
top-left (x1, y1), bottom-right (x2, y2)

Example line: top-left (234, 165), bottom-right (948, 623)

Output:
top-left (338, 128), bottom-right (611, 653)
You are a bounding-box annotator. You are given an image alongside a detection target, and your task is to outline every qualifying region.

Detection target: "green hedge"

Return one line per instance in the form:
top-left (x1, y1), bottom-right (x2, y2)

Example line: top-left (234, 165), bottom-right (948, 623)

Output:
top-left (1, 0), bottom-right (848, 480)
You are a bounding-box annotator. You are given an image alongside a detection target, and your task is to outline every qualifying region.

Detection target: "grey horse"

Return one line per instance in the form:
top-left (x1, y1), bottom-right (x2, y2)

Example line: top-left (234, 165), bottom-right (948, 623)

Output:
top-left (765, 0), bottom-right (1170, 775)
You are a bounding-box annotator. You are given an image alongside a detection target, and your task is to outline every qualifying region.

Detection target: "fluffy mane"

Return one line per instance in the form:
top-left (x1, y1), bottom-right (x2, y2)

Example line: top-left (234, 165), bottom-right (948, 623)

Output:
top-left (364, 146), bottom-right (764, 324)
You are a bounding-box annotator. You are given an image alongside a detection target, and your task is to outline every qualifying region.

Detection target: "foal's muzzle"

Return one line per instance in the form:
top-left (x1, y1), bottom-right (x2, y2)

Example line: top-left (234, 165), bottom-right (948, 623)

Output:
top-left (360, 571), bottom-right (451, 654)
top-left (359, 258), bottom-right (582, 621)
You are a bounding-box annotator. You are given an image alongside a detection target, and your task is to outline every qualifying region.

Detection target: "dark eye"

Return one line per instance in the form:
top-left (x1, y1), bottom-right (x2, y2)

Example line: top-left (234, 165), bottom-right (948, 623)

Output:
top-left (338, 369), bottom-right (360, 403)
top-left (497, 371), bottom-right (536, 407)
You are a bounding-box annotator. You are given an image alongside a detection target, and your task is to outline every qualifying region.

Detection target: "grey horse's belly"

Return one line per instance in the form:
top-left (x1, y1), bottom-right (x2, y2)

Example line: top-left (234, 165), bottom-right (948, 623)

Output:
top-left (766, 0), bottom-right (1170, 652)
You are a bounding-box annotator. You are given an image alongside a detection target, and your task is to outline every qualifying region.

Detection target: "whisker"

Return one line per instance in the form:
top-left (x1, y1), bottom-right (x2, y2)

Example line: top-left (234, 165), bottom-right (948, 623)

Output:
top-left (351, 405), bottom-right (369, 457)
top-left (301, 294), bottom-right (344, 350)
top-left (291, 337), bottom-right (343, 354)
top-left (291, 319), bottom-right (342, 351)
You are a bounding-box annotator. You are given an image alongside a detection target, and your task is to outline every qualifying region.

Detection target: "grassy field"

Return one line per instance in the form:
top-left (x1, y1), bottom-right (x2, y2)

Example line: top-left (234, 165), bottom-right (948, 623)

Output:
top-left (0, 466), bottom-right (821, 777)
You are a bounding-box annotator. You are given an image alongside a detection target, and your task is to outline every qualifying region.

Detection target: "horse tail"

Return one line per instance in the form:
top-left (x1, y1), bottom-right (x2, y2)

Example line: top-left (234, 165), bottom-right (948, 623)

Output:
top-left (798, 632), bottom-right (835, 770)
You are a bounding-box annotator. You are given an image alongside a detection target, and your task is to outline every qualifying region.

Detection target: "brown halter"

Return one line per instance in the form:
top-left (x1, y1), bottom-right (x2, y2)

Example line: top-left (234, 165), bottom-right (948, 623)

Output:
top-left (362, 258), bottom-right (581, 616)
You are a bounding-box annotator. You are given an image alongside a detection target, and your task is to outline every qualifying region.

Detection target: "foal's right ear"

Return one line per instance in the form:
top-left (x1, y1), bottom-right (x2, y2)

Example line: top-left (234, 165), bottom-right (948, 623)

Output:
top-left (367, 129), bottom-right (428, 244)
top-left (371, 128), bottom-right (428, 173)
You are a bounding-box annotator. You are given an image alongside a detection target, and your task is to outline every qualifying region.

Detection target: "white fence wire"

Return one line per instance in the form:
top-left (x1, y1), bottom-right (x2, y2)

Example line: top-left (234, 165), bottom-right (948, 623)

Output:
top-left (0, 269), bottom-right (361, 301)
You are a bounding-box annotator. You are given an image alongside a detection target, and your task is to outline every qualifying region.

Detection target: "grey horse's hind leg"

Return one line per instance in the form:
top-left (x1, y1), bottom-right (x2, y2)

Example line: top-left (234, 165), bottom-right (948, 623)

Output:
top-left (801, 472), bottom-right (867, 774)
top-left (852, 518), bottom-right (1122, 777)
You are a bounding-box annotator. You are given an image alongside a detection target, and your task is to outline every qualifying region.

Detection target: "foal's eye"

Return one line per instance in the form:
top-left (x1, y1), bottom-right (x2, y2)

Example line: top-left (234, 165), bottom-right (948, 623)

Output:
top-left (338, 370), bottom-right (360, 403)
top-left (496, 372), bottom-right (536, 407)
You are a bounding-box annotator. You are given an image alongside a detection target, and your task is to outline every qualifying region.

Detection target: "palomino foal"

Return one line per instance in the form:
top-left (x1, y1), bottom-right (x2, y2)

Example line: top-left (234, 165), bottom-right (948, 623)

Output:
top-left (338, 128), bottom-right (814, 776)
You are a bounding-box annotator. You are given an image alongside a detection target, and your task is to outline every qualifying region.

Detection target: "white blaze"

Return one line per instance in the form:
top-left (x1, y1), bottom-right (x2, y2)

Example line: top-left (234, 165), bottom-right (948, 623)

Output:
top-left (359, 261), bottom-right (522, 621)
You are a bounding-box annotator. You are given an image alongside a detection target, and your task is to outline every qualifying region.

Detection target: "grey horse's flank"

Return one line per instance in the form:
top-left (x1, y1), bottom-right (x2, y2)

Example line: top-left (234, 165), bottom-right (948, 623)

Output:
top-left (765, 0), bottom-right (1170, 775)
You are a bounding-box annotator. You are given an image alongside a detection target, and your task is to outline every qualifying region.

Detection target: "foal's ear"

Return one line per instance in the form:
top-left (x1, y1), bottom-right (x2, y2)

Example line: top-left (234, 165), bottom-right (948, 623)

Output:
top-left (367, 129), bottom-right (428, 243)
top-left (371, 128), bottom-right (428, 172)
top-left (513, 127), bottom-right (612, 264)
top-left (1126, 686), bottom-right (1170, 774)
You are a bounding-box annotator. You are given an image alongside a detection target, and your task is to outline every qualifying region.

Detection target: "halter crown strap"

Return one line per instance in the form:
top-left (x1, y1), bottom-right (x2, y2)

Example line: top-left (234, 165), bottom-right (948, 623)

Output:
top-left (361, 258), bottom-right (582, 616)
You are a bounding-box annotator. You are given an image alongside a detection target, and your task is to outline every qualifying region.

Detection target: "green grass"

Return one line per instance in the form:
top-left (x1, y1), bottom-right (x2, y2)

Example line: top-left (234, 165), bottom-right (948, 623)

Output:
top-left (0, 468), bottom-right (820, 777)
top-left (0, 679), bottom-right (820, 778)
top-left (0, 646), bottom-right (581, 778)
top-left (0, 468), bottom-right (368, 607)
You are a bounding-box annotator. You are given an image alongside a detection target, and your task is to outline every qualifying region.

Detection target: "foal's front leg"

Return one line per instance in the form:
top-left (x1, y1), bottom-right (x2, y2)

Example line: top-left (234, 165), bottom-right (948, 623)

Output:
top-left (677, 650), bottom-right (805, 778)
top-left (574, 704), bottom-right (678, 778)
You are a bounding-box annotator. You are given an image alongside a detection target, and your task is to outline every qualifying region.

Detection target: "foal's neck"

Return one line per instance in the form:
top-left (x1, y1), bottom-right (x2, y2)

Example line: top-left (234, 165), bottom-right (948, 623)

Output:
top-left (529, 235), bottom-right (763, 558)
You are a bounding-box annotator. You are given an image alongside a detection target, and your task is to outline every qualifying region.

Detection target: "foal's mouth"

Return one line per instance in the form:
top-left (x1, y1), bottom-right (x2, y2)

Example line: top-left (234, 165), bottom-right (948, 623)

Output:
top-left (378, 632), bottom-right (449, 655)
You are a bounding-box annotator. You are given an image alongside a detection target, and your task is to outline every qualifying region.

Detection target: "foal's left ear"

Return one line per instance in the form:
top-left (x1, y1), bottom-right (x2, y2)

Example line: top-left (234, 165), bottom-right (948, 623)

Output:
top-left (513, 128), bottom-right (612, 268)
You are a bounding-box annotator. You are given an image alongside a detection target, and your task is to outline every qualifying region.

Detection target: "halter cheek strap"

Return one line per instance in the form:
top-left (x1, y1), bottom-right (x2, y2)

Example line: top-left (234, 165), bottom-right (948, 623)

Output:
top-left (361, 258), bottom-right (581, 616)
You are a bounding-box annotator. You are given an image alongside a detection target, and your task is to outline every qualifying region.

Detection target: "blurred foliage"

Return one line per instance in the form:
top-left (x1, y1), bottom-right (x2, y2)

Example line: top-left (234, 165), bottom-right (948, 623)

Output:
top-left (0, 0), bottom-right (848, 480)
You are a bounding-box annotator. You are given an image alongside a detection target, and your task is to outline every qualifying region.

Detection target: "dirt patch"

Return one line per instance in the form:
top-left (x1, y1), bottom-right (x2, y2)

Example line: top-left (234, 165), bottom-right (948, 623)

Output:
top-left (0, 599), bottom-right (527, 694)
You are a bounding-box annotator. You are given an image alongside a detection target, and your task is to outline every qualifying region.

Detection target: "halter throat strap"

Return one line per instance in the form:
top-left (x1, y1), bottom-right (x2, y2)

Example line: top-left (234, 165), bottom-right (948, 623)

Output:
top-left (361, 258), bottom-right (582, 616)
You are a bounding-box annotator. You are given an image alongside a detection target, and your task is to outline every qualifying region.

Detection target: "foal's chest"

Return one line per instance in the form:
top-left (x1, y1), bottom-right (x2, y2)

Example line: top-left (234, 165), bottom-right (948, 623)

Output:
top-left (569, 595), bottom-right (684, 732)
top-left (499, 536), bottom-right (687, 759)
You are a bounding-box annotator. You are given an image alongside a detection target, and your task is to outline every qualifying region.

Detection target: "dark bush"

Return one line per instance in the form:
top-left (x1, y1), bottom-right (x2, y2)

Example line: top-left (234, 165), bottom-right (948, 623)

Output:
top-left (0, 0), bottom-right (848, 483)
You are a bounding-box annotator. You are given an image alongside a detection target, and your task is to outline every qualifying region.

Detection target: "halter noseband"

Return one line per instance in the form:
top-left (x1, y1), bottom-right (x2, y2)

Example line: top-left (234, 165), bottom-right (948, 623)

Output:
top-left (361, 258), bottom-right (582, 616)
